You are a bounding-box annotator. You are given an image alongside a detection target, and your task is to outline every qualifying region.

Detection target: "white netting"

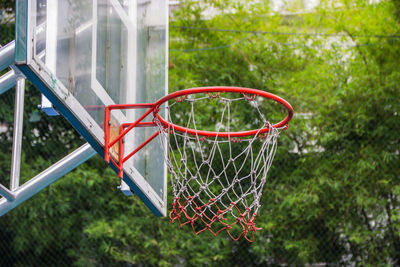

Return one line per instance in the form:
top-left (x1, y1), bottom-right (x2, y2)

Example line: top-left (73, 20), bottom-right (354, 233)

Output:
top-left (154, 93), bottom-right (285, 242)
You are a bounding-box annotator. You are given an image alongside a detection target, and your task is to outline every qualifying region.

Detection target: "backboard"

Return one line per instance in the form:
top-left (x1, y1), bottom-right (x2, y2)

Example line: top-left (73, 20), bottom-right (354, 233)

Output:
top-left (14, 0), bottom-right (168, 216)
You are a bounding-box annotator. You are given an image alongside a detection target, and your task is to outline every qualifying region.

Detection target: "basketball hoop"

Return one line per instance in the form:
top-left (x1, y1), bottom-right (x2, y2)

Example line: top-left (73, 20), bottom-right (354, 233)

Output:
top-left (104, 87), bottom-right (293, 242)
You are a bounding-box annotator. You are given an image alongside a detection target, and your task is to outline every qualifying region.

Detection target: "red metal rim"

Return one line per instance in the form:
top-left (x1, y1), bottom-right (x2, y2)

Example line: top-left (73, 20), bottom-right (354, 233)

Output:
top-left (154, 87), bottom-right (293, 138)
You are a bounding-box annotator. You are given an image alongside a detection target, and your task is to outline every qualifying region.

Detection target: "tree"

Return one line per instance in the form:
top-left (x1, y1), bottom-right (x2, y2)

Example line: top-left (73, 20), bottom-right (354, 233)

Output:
top-left (1, 0), bottom-right (399, 266)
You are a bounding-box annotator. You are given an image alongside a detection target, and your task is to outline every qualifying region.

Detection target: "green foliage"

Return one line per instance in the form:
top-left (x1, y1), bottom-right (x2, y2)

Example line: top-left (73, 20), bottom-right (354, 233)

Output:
top-left (1, 0), bottom-right (400, 266)
top-left (0, 0), bottom-right (13, 11)
top-left (0, 0), bottom-right (14, 45)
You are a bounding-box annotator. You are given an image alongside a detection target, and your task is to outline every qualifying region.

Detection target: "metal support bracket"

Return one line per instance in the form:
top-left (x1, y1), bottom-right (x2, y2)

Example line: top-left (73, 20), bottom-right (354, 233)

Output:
top-left (0, 143), bottom-right (96, 216)
top-left (0, 77), bottom-right (96, 213)
top-left (0, 40), bottom-right (96, 216)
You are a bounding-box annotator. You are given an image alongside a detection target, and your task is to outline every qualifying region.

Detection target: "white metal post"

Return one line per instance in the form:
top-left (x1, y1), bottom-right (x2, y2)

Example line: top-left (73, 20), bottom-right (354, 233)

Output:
top-left (10, 77), bottom-right (25, 191)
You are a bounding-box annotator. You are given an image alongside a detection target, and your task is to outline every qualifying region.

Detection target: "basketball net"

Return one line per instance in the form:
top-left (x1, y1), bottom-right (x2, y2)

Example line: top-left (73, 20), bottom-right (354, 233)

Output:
top-left (154, 93), bottom-right (284, 242)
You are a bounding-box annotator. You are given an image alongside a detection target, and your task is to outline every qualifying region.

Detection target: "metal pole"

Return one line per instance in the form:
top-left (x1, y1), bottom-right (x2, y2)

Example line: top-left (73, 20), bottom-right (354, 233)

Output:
top-left (0, 41), bottom-right (15, 72)
top-left (10, 78), bottom-right (25, 191)
top-left (0, 70), bottom-right (18, 96)
top-left (0, 143), bottom-right (96, 217)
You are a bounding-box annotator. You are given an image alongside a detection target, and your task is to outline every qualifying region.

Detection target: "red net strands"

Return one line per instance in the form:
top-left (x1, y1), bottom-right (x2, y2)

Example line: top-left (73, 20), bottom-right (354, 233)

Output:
top-left (170, 197), bottom-right (261, 242)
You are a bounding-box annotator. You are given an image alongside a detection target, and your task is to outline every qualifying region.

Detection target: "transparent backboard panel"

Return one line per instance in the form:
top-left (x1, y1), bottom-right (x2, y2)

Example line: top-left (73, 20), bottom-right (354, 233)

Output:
top-left (16, 0), bottom-right (168, 215)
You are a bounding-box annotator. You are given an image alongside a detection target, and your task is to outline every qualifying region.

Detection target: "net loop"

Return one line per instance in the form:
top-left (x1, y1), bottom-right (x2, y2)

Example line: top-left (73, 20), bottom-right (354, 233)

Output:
top-left (152, 106), bottom-right (160, 118)
top-left (242, 93), bottom-right (256, 101)
top-left (176, 96), bottom-right (186, 102)
top-left (208, 92), bottom-right (220, 98)
top-left (230, 137), bottom-right (243, 143)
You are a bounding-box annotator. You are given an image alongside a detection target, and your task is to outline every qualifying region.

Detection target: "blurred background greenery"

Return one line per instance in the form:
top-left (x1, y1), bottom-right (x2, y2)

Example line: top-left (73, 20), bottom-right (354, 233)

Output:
top-left (1, 0), bottom-right (400, 266)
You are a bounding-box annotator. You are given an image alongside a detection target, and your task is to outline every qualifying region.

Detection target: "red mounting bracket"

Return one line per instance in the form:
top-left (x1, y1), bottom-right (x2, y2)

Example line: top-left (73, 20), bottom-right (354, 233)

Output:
top-left (104, 103), bottom-right (160, 178)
